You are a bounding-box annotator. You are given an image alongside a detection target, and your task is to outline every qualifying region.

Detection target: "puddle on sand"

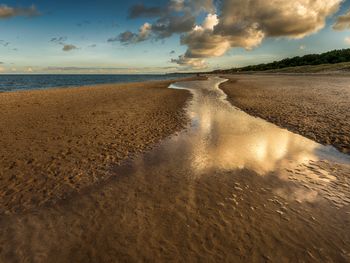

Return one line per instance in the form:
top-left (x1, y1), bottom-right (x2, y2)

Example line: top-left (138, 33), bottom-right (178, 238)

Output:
top-left (164, 77), bottom-right (350, 206)
top-left (0, 77), bottom-right (350, 262)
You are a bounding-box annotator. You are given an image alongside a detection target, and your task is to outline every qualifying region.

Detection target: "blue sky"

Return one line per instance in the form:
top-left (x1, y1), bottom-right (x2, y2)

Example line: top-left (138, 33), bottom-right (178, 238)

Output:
top-left (1, 0), bottom-right (350, 73)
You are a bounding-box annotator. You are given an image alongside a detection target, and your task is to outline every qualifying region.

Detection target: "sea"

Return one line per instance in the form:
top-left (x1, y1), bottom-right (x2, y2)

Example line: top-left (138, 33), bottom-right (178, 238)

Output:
top-left (0, 74), bottom-right (194, 92)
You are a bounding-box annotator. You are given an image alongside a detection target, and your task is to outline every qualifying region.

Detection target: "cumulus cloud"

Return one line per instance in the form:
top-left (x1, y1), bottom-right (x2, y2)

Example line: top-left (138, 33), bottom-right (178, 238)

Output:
top-left (116, 0), bottom-right (342, 68)
top-left (215, 0), bottom-right (341, 39)
top-left (178, 0), bottom-right (342, 67)
top-left (62, 44), bottom-right (78, 52)
top-left (333, 9), bottom-right (350, 30)
top-left (0, 4), bottom-right (40, 19)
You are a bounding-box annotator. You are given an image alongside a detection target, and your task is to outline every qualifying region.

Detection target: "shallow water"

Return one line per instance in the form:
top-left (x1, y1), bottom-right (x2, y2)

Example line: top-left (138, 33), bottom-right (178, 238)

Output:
top-left (0, 77), bottom-right (349, 262)
top-left (0, 74), bottom-right (192, 92)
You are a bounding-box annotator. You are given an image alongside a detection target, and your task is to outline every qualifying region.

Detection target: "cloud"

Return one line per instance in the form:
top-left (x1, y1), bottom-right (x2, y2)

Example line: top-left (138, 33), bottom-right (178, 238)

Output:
top-left (44, 66), bottom-right (179, 74)
top-left (50, 37), bottom-right (78, 52)
top-left (0, 40), bottom-right (10, 47)
top-left (111, 0), bottom-right (214, 45)
top-left (345, 37), bottom-right (350, 44)
top-left (116, 0), bottom-right (342, 68)
top-left (178, 0), bottom-right (341, 67)
top-left (171, 55), bottom-right (208, 69)
top-left (50, 36), bottom-right (67, 45)
top-left (0, 4), bottom-right (40, 19)
top-left (109, 23), bottom-right (152, 44)
top-left (333, 9), bottom-right (350, 30)
top-left (152, 12), bottom-right (196, 39)
top-left (62, 44), bottom-right (78, 52)
top-left (0, 61), bottom-right (3, 64)
top-left (299, 45), bottom-right (306, 50)
top-left (170, 50), bottom-right (176, 54)
top-left (216, 0), bottom-right (341, 39)
top-left (128, 3), bottom-right (163, 19)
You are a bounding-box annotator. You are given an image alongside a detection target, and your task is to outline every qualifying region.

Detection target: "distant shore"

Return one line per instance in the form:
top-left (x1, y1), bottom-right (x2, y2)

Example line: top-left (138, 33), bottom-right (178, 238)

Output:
top-left (0, 77), bottom-right (199, 214)
top-left (220, 74), bottom-right (350, 154)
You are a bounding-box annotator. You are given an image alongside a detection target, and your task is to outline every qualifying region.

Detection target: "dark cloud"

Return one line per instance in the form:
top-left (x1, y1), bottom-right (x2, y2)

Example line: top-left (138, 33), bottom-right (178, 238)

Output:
top-left (88, 44), bottom-right (97, 48)
top-left (50, 36), bottom-right (67, 45)
top-left (0, 4), bottom-right (40, 19)
top-left (109, 31), bottom-right (136, 43)
top-left (62, 44), bottom-right (78, 52)
top-left (109, 23), bottom-right (152, 44)
top-left (170, 50), bottom-right (175, 54)
top-left (50, 37), bottom-right (78, 52)
top-left (152, 13), bottom-right (196, 38)
top-left (110, 0), bottom-right (213, 45)
top-left (128, 3), bottom-right (163, 19)
top-left (0, 40), bottom-right (10, 47)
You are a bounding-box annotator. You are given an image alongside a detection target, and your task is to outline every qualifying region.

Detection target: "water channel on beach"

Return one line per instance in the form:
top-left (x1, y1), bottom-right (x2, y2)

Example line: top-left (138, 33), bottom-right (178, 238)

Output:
top-left (1, 77), bottom-right (349, 262)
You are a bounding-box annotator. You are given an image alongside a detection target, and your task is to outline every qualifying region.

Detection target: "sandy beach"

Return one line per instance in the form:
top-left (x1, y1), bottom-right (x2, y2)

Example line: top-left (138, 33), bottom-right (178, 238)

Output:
top-left (0, 77), bottom-right (349, 262)
top-left (0, 78), bottom-right (199, 214)
top-left (220, 74), bottom-right (350, 154)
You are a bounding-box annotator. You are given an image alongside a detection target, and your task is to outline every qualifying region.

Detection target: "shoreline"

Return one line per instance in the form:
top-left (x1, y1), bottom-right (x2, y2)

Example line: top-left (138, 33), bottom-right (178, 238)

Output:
top-left (0, 74), bottom-right (196, 93)
top-left (0, 77), bottom-right (200, 214)
top-left (219, 74), bottom-right (350, 155)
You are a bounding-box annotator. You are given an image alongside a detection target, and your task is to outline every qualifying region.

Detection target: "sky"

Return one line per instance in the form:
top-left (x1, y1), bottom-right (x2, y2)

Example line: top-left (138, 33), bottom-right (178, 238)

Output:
top-left (1, 0), bottom-right (350, 74)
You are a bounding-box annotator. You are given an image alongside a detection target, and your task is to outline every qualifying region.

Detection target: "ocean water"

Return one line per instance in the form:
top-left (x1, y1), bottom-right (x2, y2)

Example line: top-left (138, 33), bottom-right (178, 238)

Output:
top-left (0, 74), bottom-right (193, 92)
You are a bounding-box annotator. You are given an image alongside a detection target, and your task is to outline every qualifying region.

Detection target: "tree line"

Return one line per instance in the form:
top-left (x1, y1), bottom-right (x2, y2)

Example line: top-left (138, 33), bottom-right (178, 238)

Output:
top-left (211, 49), bottom-right (350, 73)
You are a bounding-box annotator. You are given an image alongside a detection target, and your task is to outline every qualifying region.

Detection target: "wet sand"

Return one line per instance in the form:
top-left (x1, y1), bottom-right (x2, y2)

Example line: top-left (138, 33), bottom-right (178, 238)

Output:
top-left (0, 78), bottom-right (349, 262)
top-left (0, 78), bottom-right (197, 214)
top-left (220, 74), bottom-right (350, 154)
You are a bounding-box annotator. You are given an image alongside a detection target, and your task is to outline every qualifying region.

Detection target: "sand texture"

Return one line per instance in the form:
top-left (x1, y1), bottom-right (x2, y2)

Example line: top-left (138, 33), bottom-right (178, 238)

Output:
top-left (0, 77), bottom-right (349, 262)
top-left (220, 74), bottom-right (350, 154)
top-left (0, 79), bottom-right (195, 214)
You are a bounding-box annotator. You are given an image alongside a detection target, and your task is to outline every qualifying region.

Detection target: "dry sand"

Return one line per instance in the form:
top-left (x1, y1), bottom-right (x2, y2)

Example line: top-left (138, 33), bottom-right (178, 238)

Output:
top-left (220, 74), bottom-right (350, 154)
top-left (0, 78), bottom-right (198, 214)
